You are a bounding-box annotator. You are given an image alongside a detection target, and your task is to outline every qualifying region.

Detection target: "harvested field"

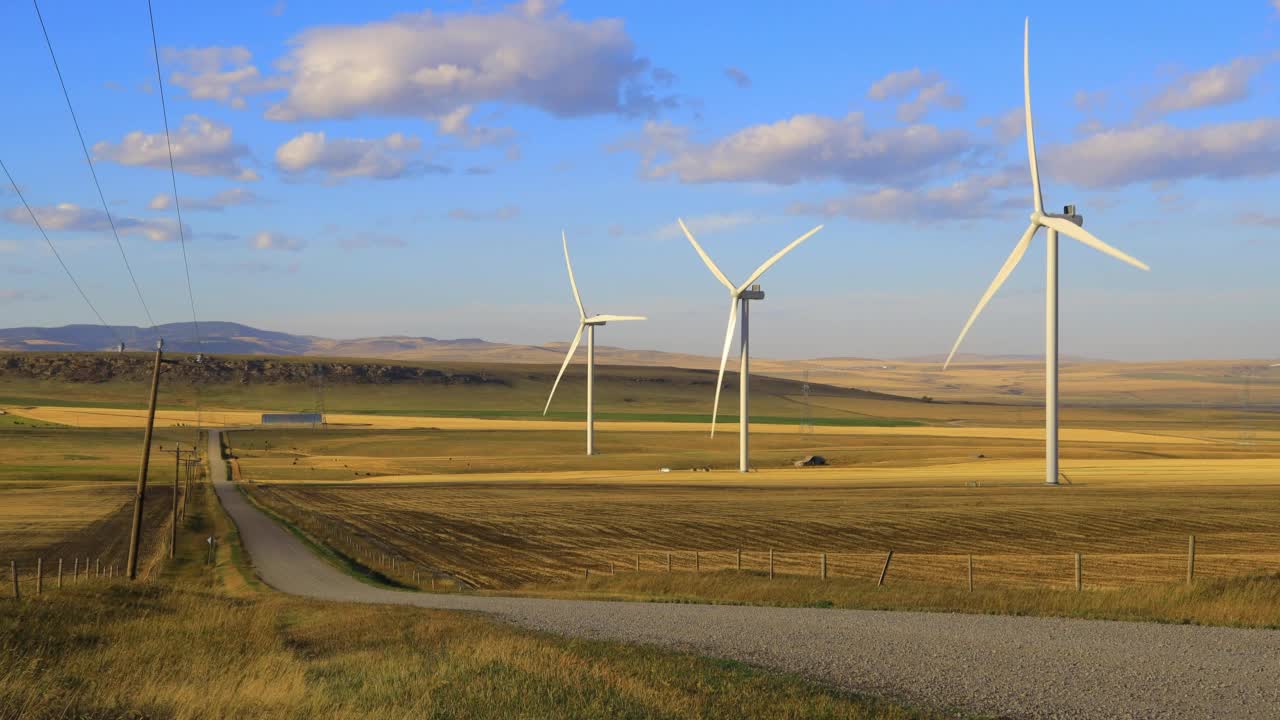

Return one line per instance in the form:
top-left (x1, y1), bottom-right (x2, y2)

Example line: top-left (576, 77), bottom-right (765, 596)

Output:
top-left (248, 462), bottom-right (1280, 590)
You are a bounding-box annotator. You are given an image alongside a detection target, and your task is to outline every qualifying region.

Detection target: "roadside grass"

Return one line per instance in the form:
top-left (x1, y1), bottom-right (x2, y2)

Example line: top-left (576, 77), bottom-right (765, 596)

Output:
top-left (0, 472), bottom-right (962, 720)
top-left (521, 570), bottom-right (1280, 629)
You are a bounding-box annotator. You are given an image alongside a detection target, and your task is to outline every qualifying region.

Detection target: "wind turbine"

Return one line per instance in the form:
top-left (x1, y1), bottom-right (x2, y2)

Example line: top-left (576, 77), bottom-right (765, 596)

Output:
top-left (544, 232), bottom-right (645, 455)
top-left (679, 218), bottom-right (823, 473)
top-left (943, 18), bottom-right (1150, 486)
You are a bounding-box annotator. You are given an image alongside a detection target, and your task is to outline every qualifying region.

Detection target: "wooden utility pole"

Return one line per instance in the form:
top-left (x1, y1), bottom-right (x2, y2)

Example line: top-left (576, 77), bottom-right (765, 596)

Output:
top-left (127, 340), bottom-right (164, 580)
top-left (877, 550), bottom-right (894, 587)
top-left (181, 457), bottom-right (195, 519)
top-left (166, 445), bottom-right (193, 559)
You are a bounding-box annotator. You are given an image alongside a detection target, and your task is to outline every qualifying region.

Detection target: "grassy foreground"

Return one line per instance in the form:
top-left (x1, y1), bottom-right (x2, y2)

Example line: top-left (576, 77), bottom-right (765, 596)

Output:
top-left (527, 571), bottom-right (1280, 629)
top-left (0, 485), bottom-right (955, 719)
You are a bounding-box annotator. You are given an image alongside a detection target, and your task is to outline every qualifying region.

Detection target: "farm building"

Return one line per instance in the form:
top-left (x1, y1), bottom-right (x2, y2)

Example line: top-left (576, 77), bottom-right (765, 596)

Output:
top-left (261, 412), bottom-right (324, 426)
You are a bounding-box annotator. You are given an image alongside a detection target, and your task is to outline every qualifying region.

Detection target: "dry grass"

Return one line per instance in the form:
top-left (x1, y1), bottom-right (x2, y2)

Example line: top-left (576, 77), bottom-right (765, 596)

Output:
top-left (530, 569), bottom-right (1280, 628)
top-left (0, 479), bottom-right (948, 720)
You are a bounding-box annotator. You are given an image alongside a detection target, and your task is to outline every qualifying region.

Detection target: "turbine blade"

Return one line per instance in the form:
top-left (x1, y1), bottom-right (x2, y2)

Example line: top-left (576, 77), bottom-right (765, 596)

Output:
top-left (944, 222), bottom-right (1039, 370)
top-left (1041, 216), bottom-right (1150, 271)
top-left (710, 298), bottom-right (739, 437)
top-left (678, 218), bottom-right (735, 291)
top-left (543, 324), bottom-right (585, 415)
top-left (585, 314), bottom-right (647, 322)
top-left (737, 225), bottom-right (824, 293)
top-left (1024, 18), bottom-right (1043, 214)
top-left (562, 231), bottom-right (585, 320)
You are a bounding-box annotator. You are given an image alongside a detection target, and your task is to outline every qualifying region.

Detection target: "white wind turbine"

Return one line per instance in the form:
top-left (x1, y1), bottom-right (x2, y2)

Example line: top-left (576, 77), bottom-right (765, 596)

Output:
top-left (544, 232), bottom-right (645, 455)
top-left (679, 218), bottom-right (823, 473)
top-left (943, 18), bottom-right (1150, 486)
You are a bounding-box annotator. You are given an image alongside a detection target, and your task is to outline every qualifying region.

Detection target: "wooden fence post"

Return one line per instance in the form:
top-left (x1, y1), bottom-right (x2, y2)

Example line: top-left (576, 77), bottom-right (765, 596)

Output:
top-left (73, 557), bottom-right (79, 583)
top-left (695, 551), bottom-right (700, 573)
top-left (431, 577), bottom-right (436, 591)
top-left (736, 548), bottom-right (741, 571)
top-left (877, 551), bottom-right (894, 587)
top-left (1074, 552), bottom-right (1083, 592)
top-left (96, 558), bottom-right (101, 578)
top-left (58, 558), bottom-right (63, 589)
top-left (635, 553), bottom-right (640, 572)
top-left (10, 561), bottom-right (17, 600)
top-left (36, 559), bottom-right (43, 595)
top-left (967, 554), bottom-right (974, 592)
top-left (769, 548), bottom-right (774, 580)
top-left (610, 561), bottom-right (615, 576)
top-left (820, 553), bottom-right (827, 580)
top-left (666, 552), bottom-right (671, 573)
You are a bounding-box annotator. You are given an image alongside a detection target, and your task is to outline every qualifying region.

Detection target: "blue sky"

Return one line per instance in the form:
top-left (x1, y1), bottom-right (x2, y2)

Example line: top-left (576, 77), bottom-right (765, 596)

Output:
top-left (1, 0), bottom-right (1278, 360)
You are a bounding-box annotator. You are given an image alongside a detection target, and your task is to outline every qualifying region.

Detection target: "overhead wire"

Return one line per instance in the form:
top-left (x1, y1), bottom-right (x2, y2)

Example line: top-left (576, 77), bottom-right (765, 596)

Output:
top-left (146, 0), bottom-right (204, 439)
top-left (146, 0), bottom-right (200, 349)
top-left (1, 157), bottom-right (125, 347)
top-left (31, 0), bottom-right (157, 330)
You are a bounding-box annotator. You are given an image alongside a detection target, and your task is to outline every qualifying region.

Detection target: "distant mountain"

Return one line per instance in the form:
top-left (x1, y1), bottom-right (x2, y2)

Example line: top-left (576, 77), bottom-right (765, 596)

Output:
top-left (0, 322), bottom-right (315, 355)
top-left (0, 322), bottom-right (716, 367)
top-left (0, 322), bottom-right (1105, 369)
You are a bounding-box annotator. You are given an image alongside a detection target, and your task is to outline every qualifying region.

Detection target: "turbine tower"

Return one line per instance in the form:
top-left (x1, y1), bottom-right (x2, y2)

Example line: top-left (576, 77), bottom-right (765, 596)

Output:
top-left (544, 231), bottom-right (645, 455)
top-left (679, 218), bottom-right (823, 472)
top-left (943, 18), bottom-right (1150, 486)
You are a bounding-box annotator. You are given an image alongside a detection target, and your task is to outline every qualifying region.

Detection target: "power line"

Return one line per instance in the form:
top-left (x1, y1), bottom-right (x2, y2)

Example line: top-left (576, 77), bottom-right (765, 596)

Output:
top-left (1, 157), bottom-right (124, 346)
top-left (32, 0), bottom-right (157, 330)
top-left (146, 0), bottom-right (200, 349)
top-left (146, 0), bottom-right (204, 442)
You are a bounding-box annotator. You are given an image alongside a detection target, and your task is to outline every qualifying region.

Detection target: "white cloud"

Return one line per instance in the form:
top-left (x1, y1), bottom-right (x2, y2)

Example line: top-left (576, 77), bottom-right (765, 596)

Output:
top-left (447, 205), bottom-right (520, 221)
top-left (1073, 89), bottom-right (1108, 113)
top-left (623, 114), bottom-right (974, 186)
top-left (435, 105), bottom-right (516, 147)
top-left (149, 187), bottom-right (260, 212)
top-left (275, 131), bottom-right (427, 180)
top-left (895, 81), bottom-right (965, 123)
top-left (867, 69), bottom-right (964, 122)
top-left (979, 108), bottom-right (1024, 144)
top-left (654, 211), bottom-right (757, 240)
top-left (251, 231), bottom-right (305, 251)
top-left (164, 46), bottom-right (282, 110)
top-left (1144, 57), bottom-right (1268, 114)
top-left (264, 2), bottom-right (668, 122)
top-left (93, 115), bottom-right (258, 181)
top-left (1046, 119), bottom-right (1280, 188)
top-left (867, 69), bottom-right (936, 100)
top-left (789, 169), bottom-right (1020, 223)
top-left (3, 203), bottom-right (183, 242)
top-left (724, 67), bottom-right (751, 89)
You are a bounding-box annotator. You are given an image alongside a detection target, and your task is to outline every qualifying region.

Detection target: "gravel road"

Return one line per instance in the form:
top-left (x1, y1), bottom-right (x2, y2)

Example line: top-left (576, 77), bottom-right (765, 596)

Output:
top-left (208, 431), bottom-right (1280, 719)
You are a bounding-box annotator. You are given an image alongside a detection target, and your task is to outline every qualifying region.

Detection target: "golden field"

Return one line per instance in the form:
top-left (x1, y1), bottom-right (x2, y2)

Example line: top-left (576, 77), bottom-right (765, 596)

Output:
top-left (4, 353), bottom-right (1280, 627)
top-left (0, 425), bottom-right (195, 589)
top-left (248, 457), bottom-right (1280, 592)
